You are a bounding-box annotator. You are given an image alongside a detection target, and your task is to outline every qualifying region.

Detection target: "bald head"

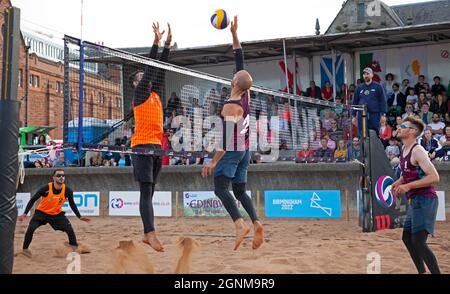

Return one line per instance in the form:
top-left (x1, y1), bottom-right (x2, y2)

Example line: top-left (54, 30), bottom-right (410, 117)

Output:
top-left (233, 70), bottom-right (253, 91)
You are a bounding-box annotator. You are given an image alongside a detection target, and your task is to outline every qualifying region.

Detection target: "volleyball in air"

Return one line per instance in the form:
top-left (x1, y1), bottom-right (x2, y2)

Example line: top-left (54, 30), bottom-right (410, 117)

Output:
top-left (211, 9), bottom-right (230, 30)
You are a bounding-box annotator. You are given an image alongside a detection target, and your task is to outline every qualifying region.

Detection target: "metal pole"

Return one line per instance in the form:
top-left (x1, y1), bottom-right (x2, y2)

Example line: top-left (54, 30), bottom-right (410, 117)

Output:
top-left (293, 50), bottom-right (298, 95)
top-left (331, 48), bottom-right (337, 102)
top-left (63, 37), bottom-right (70, 145)
top-left (77, 40), bottom-right (85, 155)
top-left (24, 44), bottom-right (30, 127)
top-left (283, 39), bottom-right (289, 94)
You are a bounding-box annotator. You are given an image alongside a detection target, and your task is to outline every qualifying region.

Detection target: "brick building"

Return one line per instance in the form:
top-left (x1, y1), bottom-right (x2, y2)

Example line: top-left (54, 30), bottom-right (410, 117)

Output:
top-left (1, 0), bottom-right (123, 141)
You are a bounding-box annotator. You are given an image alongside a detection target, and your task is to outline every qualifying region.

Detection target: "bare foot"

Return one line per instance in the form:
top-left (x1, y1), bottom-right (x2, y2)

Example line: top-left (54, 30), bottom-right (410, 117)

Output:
top-left (16, 249), bottom-right (32, 259)
top-left (234, 224), bottom-right (251, 251)
top-left (252, 221), bottom-right (264, 250)
top-left (143, 233), bottom-right (164, 252)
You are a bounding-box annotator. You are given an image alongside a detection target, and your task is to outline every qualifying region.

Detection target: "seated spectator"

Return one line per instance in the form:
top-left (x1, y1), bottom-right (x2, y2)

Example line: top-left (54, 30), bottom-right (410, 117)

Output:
top-left (37, 134), bottom-right (46, 146)
top-left (415, 92), bottom-right (428, 112)
top-left (400, 78), bottom-right (410, 96)
top-left (90, 152), bottom-right (102, 167)
top-left (392, 116), bottom-right (403, 140)
top-left (437, 126), bottom-right (450, 159)
top-left (385, 138), bottom-right (400, 163)
top-left (323, 133), bottom-right (336, 150)
top-left (402, 103), bottom-right (415, 120)
top-left (418, 102), bottom-right (433, 125)
top-left (384, 73), bottom-right (395, 98)
top-left (315, 138), bottom-right (334, 160)
top-left (414, 74), bottom-right (426, 94)
top-left (418, 129), bottom-right (441, 161)
top-left (431, 76), bottom-right (446, 98)
top-left (328, 120), bottom-right (343, 144)
top-left (347, 137), bottom-right (361, 161)
top-left (379, 115), bottom-right (392, 148)
top-left (297, 144), bottom-right (315, 159)
top-left (406, 88), bottom-right (418, 106)
top-left (387, 83), bottom-right (406, 116)
top-left (52, 152), bottom-right (67, 167)
top-left (428, 113), bottom-right (445, 139)
top-left (334, 140), bottom-right (347, 160)
top-left (430, 93), bottom-right (447, 116)
top-left (321, 81), bottom-right (333, 101)
top-left (306, 81), bottom-right (321, 99)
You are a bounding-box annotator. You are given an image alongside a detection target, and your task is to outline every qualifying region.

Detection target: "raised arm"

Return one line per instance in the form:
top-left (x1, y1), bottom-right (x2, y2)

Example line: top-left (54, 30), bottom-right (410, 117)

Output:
top-left (153, 23), bottom-right (172, 95)
top-left (134, 23), bottom-right (166, 105)
top-left (231, 16), bottom-right (244, 72)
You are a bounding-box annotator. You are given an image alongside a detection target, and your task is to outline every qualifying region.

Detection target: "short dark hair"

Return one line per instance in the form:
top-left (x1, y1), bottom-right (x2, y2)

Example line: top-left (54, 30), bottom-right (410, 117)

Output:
top-left (128, 69), bottom-right (144, 88)
top-left (52, 169), bottom-right (65, 176)
top-left (418, 74), bottom-right (425, 79)
top-left (403, 117), bottom-right (425, 135)
top-left (385, 73), bottom-right (394, 80)
top-left (433, 76), bottom-right (440, 81)
top-left (393, 82), bottom-right (400, 88)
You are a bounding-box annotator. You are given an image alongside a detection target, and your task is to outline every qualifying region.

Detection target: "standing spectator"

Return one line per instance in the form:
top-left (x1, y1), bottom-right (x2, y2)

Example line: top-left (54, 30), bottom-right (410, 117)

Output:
top-left (347, 136), bottom-right (361, 161)
top-left (385, 138), bottom-right (400, 162)
top-left (347, 84), bottom-right (356, 105)
top-left (428, 113), bottom-right (446, 138)
top-left (352, 67), bottom-right (387, 135)
top-left (400, 79), bottom-right (411, 96)
top-left (431, 76), bottom-right (446, 98)
top-left (315, 138), bottom-right (333, 160)
top-left (334, 139), bottom-right (347, 160)
top-left (379, 115), bottom-right (393, 148)
top-left (321, 81), bottom-right (333, 101)
top-left (430, 93), bottom-right (447, 116)
top-left (406, 88), bottom-right (418, 106)
top-left (418, 129), bottom-right (441, 161)
top-left (418, 102), bottom-right (433, 125)
top-left (306, 81), bottom-right (321, 99)
top-left (384, 73), bottom-right (395, 98)
top-left (414, 74), bottom-right (426, 94)
top-left (329, 119), bottom-right (343, 144)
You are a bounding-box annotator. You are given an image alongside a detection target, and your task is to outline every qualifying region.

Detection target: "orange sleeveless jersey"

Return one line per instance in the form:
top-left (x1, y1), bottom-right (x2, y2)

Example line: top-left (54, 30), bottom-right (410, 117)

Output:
top-left (131, 91), bottom-right (163, 147)
top-left (36, 183), bottom-right (66, 215)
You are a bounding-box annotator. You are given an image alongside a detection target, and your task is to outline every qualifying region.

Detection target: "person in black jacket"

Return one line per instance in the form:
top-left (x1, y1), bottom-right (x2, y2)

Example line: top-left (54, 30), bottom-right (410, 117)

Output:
top-left (306, 81), bottom-right (321, 99)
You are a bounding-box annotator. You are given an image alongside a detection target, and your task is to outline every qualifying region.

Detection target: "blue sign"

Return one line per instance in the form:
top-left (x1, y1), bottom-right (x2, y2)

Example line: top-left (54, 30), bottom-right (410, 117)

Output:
top-left (265, 190), bottom-right (341, 218)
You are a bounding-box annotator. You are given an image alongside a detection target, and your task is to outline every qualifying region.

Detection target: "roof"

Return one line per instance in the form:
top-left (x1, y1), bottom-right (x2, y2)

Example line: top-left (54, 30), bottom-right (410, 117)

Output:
top-left (391, 0), bottom-right (450, 26)
top-left (119, 22), bottom-right (450, 67)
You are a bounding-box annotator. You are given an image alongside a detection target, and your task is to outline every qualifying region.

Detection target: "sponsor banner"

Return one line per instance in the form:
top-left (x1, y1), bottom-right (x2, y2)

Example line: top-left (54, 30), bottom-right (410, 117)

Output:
top-left (63, 192), bottom-right (100, 216)
top-left (183, 191), bottom-right (252, 217)
top-left (16, 193), bottom-right (31, 216)
top-left (265, 190), bottom-right (341, 218)
top-left (109, 191), bottom-right (172, 217)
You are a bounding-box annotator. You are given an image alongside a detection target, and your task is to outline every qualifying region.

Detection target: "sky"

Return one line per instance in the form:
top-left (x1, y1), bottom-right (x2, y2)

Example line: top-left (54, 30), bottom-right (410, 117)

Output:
top-left (11, 0), bottom-right (435, 49)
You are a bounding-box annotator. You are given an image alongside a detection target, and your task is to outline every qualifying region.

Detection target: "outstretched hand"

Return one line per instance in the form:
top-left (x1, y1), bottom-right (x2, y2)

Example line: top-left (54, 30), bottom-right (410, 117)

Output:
top-left (230, 15), bottom-right (238, 35)
top-left (166, 23), bottom-right (172, 45)
top-left (153, 22), bottom-right (165, 43)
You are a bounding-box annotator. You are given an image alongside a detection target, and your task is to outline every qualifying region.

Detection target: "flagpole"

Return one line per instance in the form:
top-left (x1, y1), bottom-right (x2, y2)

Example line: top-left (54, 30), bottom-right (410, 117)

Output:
top-left (331, 48), bottom-right (337, 102)
top-left (283, 39), bottom-right (289, 94)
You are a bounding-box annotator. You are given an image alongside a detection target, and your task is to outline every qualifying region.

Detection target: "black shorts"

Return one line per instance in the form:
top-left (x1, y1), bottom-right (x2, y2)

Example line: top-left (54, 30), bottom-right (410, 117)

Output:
top-left (131, 144), bottom-right (163, 184)
top-left (31, 210), bottom-right (74, 232)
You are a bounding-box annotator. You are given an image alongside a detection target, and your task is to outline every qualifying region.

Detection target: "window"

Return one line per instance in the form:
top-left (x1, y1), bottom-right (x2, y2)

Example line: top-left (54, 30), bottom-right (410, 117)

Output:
top-left (357, 1), bottom-right (366, 23)
top-left (98, 93), bottom-right (105, 105)
top-left (29, 74), bottom-right (33, 86)
top-left (18, 69), bottom-right (23, 88)
top-left (31, 75), bottom-right (40, 88)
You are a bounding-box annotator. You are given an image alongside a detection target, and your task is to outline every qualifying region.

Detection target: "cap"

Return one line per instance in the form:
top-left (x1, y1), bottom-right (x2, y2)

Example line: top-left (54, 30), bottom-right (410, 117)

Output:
top-left (363, 67), bottom-right (373, 74)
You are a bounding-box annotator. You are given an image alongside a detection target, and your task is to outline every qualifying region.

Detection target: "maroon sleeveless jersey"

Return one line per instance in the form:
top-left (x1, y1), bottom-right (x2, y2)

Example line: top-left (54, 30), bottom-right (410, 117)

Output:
top-left (399, 143), bottom-right (437, 199)
top-left (222, 91), bottom-right (250, 151)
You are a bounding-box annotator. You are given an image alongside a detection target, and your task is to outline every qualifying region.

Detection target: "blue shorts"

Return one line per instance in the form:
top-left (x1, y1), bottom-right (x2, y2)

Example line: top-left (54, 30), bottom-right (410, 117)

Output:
top-left (214, 150), bottom-right (250, 184)
top-left (403, 196), bottom-right (438, 236)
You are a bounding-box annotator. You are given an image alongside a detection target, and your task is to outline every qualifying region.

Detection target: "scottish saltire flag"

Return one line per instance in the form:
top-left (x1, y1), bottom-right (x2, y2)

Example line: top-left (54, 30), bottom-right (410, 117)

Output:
top-left (320, 55), bottom-right (344, 88)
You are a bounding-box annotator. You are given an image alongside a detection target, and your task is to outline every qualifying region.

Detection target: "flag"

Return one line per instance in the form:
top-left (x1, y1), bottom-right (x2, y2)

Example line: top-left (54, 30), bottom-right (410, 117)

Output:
top-left (400, 46), bottom-right (428, 84)
top-left (320, 55), bottom-right (344, 88)
top-left (359, 50), bottom-right (386, 83)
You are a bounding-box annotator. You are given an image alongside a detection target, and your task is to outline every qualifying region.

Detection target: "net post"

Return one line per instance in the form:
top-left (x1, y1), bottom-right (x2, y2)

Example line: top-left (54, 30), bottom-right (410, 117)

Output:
top-left (77, 40), bottom-right (85, 157)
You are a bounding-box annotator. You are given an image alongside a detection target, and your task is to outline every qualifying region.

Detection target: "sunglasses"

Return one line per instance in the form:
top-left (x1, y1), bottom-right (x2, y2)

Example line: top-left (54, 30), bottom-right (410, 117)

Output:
top-left (400, 124), bottom-right (417, 130)
top-left (55, 174), bottom-right (65, 178)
